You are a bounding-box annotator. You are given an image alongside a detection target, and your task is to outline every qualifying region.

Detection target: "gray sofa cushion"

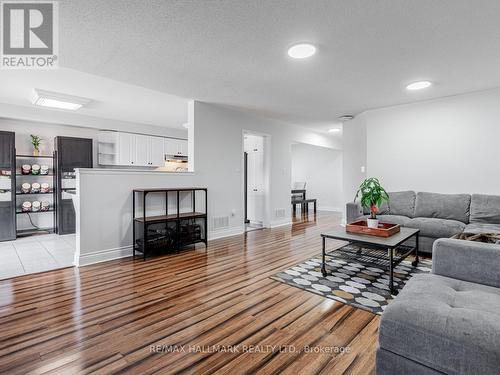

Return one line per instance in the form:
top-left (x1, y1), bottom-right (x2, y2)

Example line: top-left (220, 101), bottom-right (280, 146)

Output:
top-left (376, 214), bottom-right (412, 227)
top-left (408, 217), bottom-right (465, 238)
top-left (470, 194), bottom-right (500, 224)
top-left (414, 192), bottom-right (471, 223)
top-left (379, 273), bottom-right (500, 375)
top-left (378, 191), bottom-right (416, 218)
top-left (464, 222), bottom-right (500, 235)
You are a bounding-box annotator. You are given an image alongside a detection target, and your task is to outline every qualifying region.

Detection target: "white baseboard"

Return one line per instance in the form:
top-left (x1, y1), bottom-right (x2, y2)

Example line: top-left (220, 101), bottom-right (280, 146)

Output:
top-left (208, 225), bottom-right (245, 240)
top-left (78, 245), bottom-right (133, 266)
top-left (270, 220), bottom-right (292, 228)
top-left (77, 226), bottom-right (245, 266)
top-left (318, 206), bottom-right (342, 212)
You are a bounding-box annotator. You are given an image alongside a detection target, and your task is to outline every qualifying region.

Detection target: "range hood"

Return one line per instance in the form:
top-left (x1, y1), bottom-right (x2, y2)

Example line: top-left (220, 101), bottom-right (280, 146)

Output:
top-left (165, 154), bottom-right (188, 162)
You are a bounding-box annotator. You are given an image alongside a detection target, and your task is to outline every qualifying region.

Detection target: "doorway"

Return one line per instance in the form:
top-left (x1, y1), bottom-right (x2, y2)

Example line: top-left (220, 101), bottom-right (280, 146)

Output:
top-left (243, 133), bottom-right (267, 232)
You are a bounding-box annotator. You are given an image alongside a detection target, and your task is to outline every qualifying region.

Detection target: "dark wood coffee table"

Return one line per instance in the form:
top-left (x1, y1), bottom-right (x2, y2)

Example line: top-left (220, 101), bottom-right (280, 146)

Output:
top-left (320, 227), bottom-right (420, 295)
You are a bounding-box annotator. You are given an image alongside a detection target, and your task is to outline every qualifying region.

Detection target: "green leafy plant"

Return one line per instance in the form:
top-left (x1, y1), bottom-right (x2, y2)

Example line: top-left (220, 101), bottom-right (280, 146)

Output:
top-left (354, 177), bottom-right (390, 219)
top-left (30, 135), bottom-right (42, 152)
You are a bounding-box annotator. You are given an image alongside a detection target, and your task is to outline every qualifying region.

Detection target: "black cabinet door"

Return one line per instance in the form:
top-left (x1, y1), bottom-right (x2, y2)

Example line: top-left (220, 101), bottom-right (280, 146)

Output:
top-left (0, 131), bottom-right (14, 167)
top-left (58, 199), bottom-right (76, 235)
top-left (0, 202), bottom-right (15, 241)
top-left (55, 137), bottom-right (93, 167)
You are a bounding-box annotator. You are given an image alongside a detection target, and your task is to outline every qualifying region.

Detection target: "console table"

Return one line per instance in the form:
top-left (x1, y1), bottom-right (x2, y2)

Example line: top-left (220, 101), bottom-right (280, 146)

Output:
top-left (132, 187), bottom-right (208, 260)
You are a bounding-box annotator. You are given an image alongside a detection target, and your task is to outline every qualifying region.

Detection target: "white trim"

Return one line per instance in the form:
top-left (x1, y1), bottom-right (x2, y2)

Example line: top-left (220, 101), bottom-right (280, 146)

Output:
top-left (317, 206), bottom-right (342, 212)
top-left (76, 168), bottom-right (195, 176)
top-left (270, 220), bottom-right (292, 228)
top-left (78, 245), bottom-right (133, 266)
top-left (77, 226), bottom-right (245, 266)
top-left (208, 226), bottom-right (245, 240)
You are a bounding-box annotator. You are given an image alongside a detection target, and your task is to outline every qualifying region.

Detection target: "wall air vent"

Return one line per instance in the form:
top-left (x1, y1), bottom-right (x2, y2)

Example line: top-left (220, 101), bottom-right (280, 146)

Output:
top-left (275, 208), bottom-right (286, 218)
top-left (212, 216), bottom-right (229, 230)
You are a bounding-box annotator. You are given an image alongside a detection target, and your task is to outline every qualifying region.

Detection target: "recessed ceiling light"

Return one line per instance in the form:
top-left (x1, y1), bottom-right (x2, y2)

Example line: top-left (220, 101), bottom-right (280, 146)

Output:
top-left (287, 43), bottom-right (316, 59)
top-left (31, 89), bottom-right (91, 110)
top-left (406, 81), bottom-right (432, 91)
top-left (328, 128), bottom-right (341, 133)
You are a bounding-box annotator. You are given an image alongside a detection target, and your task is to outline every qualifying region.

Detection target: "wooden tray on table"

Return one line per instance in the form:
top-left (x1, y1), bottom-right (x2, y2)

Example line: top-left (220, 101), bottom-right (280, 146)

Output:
top-left (346, 220), bottom-right (400, 238)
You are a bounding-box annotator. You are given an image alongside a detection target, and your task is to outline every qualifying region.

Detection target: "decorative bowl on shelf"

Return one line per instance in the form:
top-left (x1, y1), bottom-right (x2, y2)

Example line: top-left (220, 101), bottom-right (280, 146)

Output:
top-left (31, 164), bottom-right (40, 175)
top-left (31, 183), bottom-right (41, 193)
top-left (41, 183), bottom-right (50, 193)
top-left (40, 165), bottom-right (49, 175)
top-left (21, 183), bottom-right (31, 194)
top-left (21, 165), bottom-right (31, 175)
top-left (32, 201), bottom-right (41, 212)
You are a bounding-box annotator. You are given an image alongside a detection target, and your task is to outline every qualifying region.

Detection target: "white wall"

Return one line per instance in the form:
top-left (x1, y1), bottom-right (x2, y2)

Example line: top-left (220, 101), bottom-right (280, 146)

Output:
top-left (291, 143), bottom-right (343, 211)
top-left (76, 101), bottom-right (342, 265)
top-left (365, 88), bottom-right (500, 194)
top-left (342, 116), bottom-right (367, 216)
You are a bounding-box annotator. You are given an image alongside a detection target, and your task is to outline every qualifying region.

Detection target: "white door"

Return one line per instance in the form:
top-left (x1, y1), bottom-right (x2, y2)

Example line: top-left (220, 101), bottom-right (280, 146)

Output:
top-left (134, 135), bottom-right (149, 166)
top-left (247, 151), bottom-right (264, 223)
top-left (149, 136), bottom-right (165, 166)
top-left (118, 132), bottom-right (134, 165)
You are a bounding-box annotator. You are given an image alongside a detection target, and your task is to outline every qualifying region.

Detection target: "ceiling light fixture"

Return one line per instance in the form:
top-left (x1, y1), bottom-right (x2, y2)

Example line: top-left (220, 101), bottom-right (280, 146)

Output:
top-left (338, 115), bottom-right (354, 122)
top-left (406, 81), bottom-right (432, 91)
top-left (31, 89), bottom-right (91, 110)
top-left (287, 43), bottom-right (316, 59)
top-left (328, 128), bottom-right (341, 133)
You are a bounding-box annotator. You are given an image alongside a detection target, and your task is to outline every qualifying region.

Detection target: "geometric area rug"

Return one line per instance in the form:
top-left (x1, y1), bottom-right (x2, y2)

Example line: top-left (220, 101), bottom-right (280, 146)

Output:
top-left (271, 252), bottom-right (432, 315)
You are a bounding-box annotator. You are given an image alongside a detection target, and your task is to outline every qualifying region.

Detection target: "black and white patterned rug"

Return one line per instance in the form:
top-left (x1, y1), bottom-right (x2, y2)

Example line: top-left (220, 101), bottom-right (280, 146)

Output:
top-left (271, 252), bottom-right (432, 315)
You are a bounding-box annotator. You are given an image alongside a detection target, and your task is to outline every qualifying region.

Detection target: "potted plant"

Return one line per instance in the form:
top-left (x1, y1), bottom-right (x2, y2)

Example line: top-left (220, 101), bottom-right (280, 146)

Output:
top-left (30, 135), bottom-right (42, 156)
top-left (355, 177), bottom-right (390, 228)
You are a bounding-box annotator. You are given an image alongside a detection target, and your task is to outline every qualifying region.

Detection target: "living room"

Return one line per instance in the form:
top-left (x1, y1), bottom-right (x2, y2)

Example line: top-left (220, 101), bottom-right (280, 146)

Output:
top-left (1, 1), bottom-right (499, 375)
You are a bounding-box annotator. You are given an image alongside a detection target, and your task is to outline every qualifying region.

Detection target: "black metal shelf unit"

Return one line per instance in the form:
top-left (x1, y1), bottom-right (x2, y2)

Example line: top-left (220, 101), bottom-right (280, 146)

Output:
top-left (15, 154), bottom-right (56, 237)
top-left (133, 188), bottom-right (208, 260)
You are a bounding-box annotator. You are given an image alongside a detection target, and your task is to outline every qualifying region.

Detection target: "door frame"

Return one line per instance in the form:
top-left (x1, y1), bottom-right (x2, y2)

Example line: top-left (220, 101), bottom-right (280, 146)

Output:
top-left (242, 130), bottom-right (271, 229)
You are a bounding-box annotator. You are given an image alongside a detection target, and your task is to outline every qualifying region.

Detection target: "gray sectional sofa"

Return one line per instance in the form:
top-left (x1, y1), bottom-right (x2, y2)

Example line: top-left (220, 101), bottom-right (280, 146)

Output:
top-left (346, 191), bottom-right (500, 254)
top-left (377, 238), bottom-right (500, 374)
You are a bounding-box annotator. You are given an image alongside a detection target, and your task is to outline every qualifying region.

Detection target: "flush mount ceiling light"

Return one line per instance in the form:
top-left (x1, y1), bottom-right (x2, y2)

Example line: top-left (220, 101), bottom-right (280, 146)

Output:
top-left (328, 128), bottom-right (341, 133)
top-left (31, 89), bottom-right (91, 110)
top-left (287, 43), bottom-right (316, 59)
top-left (338, 115), bottom-right (354, 122)
top-left (406, 81), bottom-right (432, 91)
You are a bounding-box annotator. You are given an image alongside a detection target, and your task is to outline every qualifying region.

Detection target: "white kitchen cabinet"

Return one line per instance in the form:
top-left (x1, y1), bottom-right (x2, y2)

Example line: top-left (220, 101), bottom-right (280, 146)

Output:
top-left (164, 138), bottom-right (177, 156)
top-left (164, 138), bottom-right (188, 157)
top-left (117, 132), bottom-right (134, 166)
top-left (149, 136), bottom-right (165, 166)
top-left (178, 139), bottom-right (188, 156)
top-left (99, 131), bottom-right (184, 167)
top-left (134, 134), bottom-right (150, 166)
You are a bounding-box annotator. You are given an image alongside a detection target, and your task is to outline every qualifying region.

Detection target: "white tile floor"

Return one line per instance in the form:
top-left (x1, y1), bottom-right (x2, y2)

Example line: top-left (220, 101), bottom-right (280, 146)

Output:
top-left (0, 233), bottom-right (76, 280)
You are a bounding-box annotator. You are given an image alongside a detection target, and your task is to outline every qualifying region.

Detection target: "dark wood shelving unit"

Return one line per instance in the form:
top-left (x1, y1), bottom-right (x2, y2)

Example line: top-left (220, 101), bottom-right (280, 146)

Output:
top-left (133, 188), bottom-right (208, 260)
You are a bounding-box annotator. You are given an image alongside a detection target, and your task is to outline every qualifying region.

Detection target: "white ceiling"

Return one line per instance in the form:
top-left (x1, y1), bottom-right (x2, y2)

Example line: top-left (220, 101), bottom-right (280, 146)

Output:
top-left (56, 0), bottom-right (500, 131)
top-left (5, 1), bottom-right (500, 133)
top-left (0, 68), bottom-right (188, 129)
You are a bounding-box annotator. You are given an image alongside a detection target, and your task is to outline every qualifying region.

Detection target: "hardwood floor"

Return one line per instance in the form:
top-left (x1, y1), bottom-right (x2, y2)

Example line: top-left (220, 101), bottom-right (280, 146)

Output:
top-left (0, 212), bottom-right (378, 375)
